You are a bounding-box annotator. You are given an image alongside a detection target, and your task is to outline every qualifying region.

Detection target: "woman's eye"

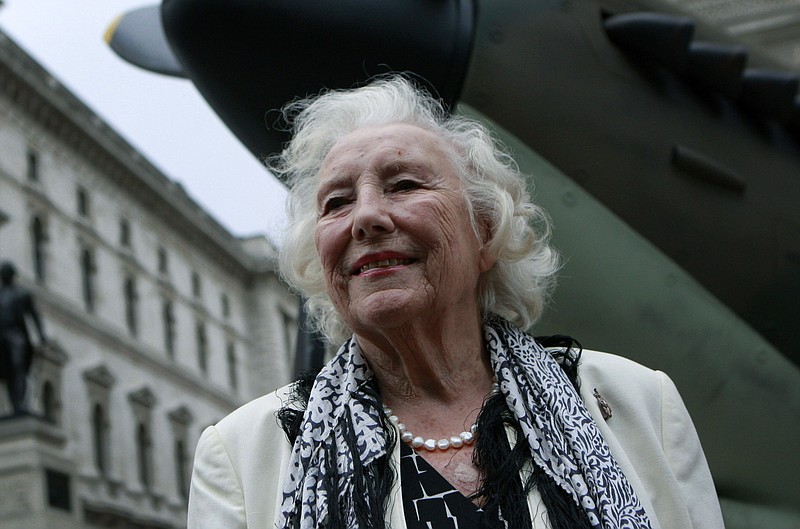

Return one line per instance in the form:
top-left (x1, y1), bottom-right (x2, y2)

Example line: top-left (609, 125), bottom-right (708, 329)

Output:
top-left (323, 196), bottom-right (350, 214)
top-left (392, 179), bottom-right (421, 192)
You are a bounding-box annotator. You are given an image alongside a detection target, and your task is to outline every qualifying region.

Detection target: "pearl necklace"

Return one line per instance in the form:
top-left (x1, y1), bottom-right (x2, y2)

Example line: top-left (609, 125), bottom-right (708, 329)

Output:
top-left (383, 380), bottom-right (500, 451)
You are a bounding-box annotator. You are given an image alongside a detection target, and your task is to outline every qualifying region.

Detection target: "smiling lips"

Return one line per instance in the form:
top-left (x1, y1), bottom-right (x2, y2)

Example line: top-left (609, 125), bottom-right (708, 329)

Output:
top-left (355, 258), bottom-right (415, 275)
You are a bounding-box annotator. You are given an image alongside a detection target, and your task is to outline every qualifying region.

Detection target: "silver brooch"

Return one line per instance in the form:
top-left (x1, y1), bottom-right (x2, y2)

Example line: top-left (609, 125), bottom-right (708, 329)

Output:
top-left (593, 388), bottom-right (613, 420)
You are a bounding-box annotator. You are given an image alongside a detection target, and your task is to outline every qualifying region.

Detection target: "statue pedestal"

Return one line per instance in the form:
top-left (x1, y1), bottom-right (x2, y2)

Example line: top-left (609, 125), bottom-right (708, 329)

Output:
top-left (0, 414), bottom-right (79, 529)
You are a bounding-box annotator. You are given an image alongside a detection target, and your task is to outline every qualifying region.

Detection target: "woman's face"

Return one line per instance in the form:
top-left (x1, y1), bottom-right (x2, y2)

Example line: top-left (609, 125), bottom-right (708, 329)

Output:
top-left (315, 123), bottom-right (494, 335)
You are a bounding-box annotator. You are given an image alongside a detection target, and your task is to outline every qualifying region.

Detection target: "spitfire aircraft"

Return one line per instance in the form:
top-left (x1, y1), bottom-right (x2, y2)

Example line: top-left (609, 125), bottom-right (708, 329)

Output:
top-left (107, 1), bottom-right (800, 526)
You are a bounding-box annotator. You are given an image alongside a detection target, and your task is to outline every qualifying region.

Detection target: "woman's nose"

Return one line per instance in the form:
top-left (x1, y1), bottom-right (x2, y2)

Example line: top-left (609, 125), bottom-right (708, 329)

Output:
top-left (351, 191), bottom-right (395, 240)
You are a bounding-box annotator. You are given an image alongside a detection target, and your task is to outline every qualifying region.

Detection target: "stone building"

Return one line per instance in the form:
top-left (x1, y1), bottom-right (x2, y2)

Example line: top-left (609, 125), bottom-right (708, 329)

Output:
top-left (0, 28), bottom-right (297, 528)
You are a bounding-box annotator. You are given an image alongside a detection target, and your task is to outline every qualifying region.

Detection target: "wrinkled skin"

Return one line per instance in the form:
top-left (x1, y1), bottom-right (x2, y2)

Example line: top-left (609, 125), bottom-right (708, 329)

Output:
top-left (315, 123), bottom-right (494, 343)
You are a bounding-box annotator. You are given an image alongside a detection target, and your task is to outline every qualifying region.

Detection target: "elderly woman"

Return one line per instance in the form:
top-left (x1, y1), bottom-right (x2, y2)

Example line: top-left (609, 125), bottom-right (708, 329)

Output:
top-left (188, 76), bottom-right (724, 529)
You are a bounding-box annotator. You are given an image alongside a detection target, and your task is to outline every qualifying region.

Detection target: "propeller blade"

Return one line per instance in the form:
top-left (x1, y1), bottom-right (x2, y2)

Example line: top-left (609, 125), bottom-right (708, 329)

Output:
top-left (105, 4), bottom-right (186, 78)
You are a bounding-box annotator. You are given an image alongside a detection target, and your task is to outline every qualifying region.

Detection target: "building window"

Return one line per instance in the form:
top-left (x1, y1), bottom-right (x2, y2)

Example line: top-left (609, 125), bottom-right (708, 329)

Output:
top-left (119, 218), bottom-right (131, 248)
top-left (92, 403), bottom-right (109, 475)
top-left (31, 216), bottom-right (47, 283)
top-left (175, 439), bottom-right (189, 500)
top-left (128, 387), bottom-right (156, 491)
top-left (81, 247), bottom-right (95, 313)
top-left (36, 346), bottom-right (67, 426)
top-left (45, 469), bottom-right (71, 512)
top-left (27, 148), bottom-right (39, 181)
top-left (84, 365), bottom-right (115, 477)
top-left (163, 300), bottom-right (175, 358)
top-left (168, 406), bottom-right (193, 502)
top-left (77, 186), bottom-right (90, 217)
top-left (221, 293), bottom-right (230, 319)
top-left (157, 246), bottom-right (168, 274)
top-left (191, 271), bottom-right (202, 298)
top-left (226, 342), bottom-right (237, 390)
top-left (196, 322), bottom-right (208, 374)
top-left (42, 381), bottom-right (57, 424)
top-left (124, 275), bottom-right (138, 336)
top-left (136, 422), bottom-right (152, 489)
top-left (282, 310), bottom-right (295, 361)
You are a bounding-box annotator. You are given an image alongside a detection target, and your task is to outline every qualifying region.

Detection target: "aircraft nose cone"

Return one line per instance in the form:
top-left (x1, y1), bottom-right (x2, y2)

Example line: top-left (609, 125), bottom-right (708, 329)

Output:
top-left (161, 0), bottom-right (475, 163)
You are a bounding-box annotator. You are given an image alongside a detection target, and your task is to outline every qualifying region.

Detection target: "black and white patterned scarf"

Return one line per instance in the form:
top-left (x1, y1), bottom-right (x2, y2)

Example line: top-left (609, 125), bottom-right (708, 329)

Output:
top-left (277, 317), bottom-right (653, 529)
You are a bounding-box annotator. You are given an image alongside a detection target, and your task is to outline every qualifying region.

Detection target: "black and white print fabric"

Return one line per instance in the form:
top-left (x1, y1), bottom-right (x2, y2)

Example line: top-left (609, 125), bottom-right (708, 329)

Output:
top-left (487, 317), bottom-right (652, 528)
top-left (400, 442), bottom-right (486, 529)
top-left (277, 316), bottom-right (653, 529)
top-left (400, 439), bottom-right (528, 528)
top-left (277, 337), bottom-right (385, 528)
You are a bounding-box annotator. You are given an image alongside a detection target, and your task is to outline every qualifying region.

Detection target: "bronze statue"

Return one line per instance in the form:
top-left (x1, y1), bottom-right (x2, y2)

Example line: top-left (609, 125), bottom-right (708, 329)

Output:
top-left (0, 261), bottom-right (46, 415)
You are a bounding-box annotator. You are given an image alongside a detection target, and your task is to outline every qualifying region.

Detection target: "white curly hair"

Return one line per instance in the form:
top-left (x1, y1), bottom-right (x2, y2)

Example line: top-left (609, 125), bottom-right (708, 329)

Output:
top-left (271, 75), bottom-right (559, 344)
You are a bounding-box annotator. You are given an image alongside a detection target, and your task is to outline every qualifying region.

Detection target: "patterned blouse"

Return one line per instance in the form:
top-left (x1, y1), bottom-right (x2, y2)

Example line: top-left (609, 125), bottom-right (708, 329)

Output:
top-left (399, 442), bottom-right (532, 528)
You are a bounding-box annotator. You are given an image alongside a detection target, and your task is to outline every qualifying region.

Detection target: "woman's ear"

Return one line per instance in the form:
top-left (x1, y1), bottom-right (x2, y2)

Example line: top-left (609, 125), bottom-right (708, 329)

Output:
top-left (478, 218), bottom-right (496, 272)
top-left (479, 246), bottom-right (496, 272)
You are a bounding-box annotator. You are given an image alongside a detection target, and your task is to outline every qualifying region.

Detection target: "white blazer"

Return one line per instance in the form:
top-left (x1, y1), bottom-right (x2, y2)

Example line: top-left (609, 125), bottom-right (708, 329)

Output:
top-left (188, 350), bottom-right (725, 528)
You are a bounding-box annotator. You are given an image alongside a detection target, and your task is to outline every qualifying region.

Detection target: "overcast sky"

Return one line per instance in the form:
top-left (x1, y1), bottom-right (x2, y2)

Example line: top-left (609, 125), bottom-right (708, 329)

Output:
top-left (0, 0), bottom-right (288, 242)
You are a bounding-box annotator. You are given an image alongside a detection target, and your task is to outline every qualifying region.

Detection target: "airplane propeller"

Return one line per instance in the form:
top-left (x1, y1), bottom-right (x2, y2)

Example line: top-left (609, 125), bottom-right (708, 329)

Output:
top-left (105, 4), bottom-right (185, 78)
